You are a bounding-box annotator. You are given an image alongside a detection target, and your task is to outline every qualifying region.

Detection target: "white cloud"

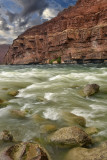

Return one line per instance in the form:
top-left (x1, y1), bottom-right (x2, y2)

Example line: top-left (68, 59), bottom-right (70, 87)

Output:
top-left (42, 8), bottom-right (58, 20)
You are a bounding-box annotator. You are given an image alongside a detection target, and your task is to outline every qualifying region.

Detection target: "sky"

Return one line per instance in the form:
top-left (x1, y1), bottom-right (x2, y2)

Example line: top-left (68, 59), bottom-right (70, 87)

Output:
top-left (0, 0), bottom-right (77, 44)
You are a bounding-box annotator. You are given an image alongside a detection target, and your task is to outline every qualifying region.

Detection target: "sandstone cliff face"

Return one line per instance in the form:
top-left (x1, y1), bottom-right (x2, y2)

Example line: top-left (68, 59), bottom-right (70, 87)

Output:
top-left (4, 0), bottom-right (107, 64)
top-left (0, 44), bottom-right (9, 64)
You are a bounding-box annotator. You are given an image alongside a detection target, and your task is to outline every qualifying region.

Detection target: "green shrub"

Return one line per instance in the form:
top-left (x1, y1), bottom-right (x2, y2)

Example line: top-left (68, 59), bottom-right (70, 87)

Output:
top-left (57, 57), bottom-right (61, 64)
top-left (49, 57), bottom-right (61, 64)
top-left (49, 59), bottom-right (55, 64)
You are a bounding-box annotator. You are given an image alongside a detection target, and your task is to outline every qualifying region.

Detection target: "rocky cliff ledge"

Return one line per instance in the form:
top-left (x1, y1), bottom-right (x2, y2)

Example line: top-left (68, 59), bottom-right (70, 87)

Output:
top-left (4, 0), bottom-right (107, 64)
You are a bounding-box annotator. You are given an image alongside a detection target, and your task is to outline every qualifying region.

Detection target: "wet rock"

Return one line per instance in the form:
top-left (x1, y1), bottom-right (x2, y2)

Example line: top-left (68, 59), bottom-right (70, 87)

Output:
top-left (84, 127), bottom-right (99, 135)
top-left (8, 90), bottom-right (19, 96)
top-left (10, 109), bottom-right (26, 119)
top-left (61, 112), bottom-right (86, 127)
top-left (65, 141), bottom-right (107, 160)
top-left (40, 124), bottom-right (57, 133)
top-left (83, 84), bottom-right (100, 96)
top-left (0, 142), bottom-right (49, 160)
top-left (0, 130), bottom-right (13, 142)
top-left (48, 126), bottom-right (92, 147)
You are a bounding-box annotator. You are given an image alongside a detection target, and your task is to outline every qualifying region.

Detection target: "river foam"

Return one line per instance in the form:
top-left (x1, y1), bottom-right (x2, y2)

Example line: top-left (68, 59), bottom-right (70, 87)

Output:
top-left (43, 108), bottom-right (59, 120)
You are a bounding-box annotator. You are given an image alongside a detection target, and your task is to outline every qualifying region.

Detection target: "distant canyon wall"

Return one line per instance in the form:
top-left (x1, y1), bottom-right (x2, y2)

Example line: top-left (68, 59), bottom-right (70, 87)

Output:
top-left (4, 0), bottom-right (107, 64)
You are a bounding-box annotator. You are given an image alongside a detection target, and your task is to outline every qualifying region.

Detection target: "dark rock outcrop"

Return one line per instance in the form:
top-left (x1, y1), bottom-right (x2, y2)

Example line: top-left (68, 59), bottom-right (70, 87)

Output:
top-left (0, 44), bottom-right (9, 64)
top-left (4, 0), bottom-right (107, 65)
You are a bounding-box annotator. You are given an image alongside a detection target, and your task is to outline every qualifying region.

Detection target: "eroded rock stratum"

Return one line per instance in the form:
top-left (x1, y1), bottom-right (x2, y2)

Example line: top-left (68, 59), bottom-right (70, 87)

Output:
top-left (4, 0), bottom-right (107, 65)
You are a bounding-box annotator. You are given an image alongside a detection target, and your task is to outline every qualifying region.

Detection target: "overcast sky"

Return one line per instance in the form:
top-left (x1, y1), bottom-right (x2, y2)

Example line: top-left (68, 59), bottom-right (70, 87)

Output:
top-left (0, 0), bottom-right (77, 44)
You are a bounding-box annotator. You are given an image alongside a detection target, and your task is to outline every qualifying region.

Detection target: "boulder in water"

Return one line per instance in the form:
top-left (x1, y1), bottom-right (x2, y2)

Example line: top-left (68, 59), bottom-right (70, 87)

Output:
top-left (83, 84), bottom-right (100, 96)
top-left (0, 142), bottom-right (50, 160)
top-left (65, 141), bottom-right (107, 160)
top-left (48, 126), bottom-right (92, 147)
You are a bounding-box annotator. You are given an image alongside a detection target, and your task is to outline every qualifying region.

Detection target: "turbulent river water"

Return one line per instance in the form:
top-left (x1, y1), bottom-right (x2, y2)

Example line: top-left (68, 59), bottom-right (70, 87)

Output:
top-left (0, 64), bottom-right (107, 160)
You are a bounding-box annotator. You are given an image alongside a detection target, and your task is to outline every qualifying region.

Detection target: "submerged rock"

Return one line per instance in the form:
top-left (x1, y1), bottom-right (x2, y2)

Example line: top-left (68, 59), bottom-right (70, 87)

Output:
top-left (8, 90), bottom-right (19, 96)
top-left (0, 142), bottom-right (49, 160)
top-left (0, 99), bottom-right (9, 108)
top-left (32, 114), bottom-right (48, 123)
top-left (65, 141), bottom-right (107, 160)
top-left (36, 96), bottom-right (45, 102)
top-left (40, 124), bottom-right (57, 133)
top-left (92, 136), bottom-right (104, 144)
top-left (10, 109), bottom-right (26, 119)
top-left (84, 127), bottom-right (99, 135)
top-left (61, 112), bottom-right (86, 127)
top-left (48, 126), bottom-right (92, 147)
top-left (83, 84), bottom-right (100, 96)
top-left (0, 99), bottom-right (5, 104)
top-left (0, 130), bottom-right (13, 142)
top-left (2, 88), bottom-right (9, 90)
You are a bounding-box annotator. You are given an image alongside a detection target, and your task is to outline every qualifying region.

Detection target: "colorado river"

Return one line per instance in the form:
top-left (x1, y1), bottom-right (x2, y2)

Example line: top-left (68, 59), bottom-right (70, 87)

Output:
top-left (0, 64), bottom-right (107, 160)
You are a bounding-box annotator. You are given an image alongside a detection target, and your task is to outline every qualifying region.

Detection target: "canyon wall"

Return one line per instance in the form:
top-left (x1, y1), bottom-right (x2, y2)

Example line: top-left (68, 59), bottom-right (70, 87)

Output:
top-left (4, 0), bottom-right (107, 64)
top-left (0, 44), bottom-right (9, 64)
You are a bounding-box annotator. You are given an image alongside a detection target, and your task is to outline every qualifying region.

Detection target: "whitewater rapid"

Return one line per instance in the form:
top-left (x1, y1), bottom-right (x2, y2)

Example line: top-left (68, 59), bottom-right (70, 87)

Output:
top-left (0, 64), bottom-right (107, 159)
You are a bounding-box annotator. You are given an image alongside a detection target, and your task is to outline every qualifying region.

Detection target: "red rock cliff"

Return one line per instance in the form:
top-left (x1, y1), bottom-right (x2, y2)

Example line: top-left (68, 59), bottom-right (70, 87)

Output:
top-left (0, 44), bottom-right (9, 64)
top-left (4, 0), bottom-right (107, 64)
